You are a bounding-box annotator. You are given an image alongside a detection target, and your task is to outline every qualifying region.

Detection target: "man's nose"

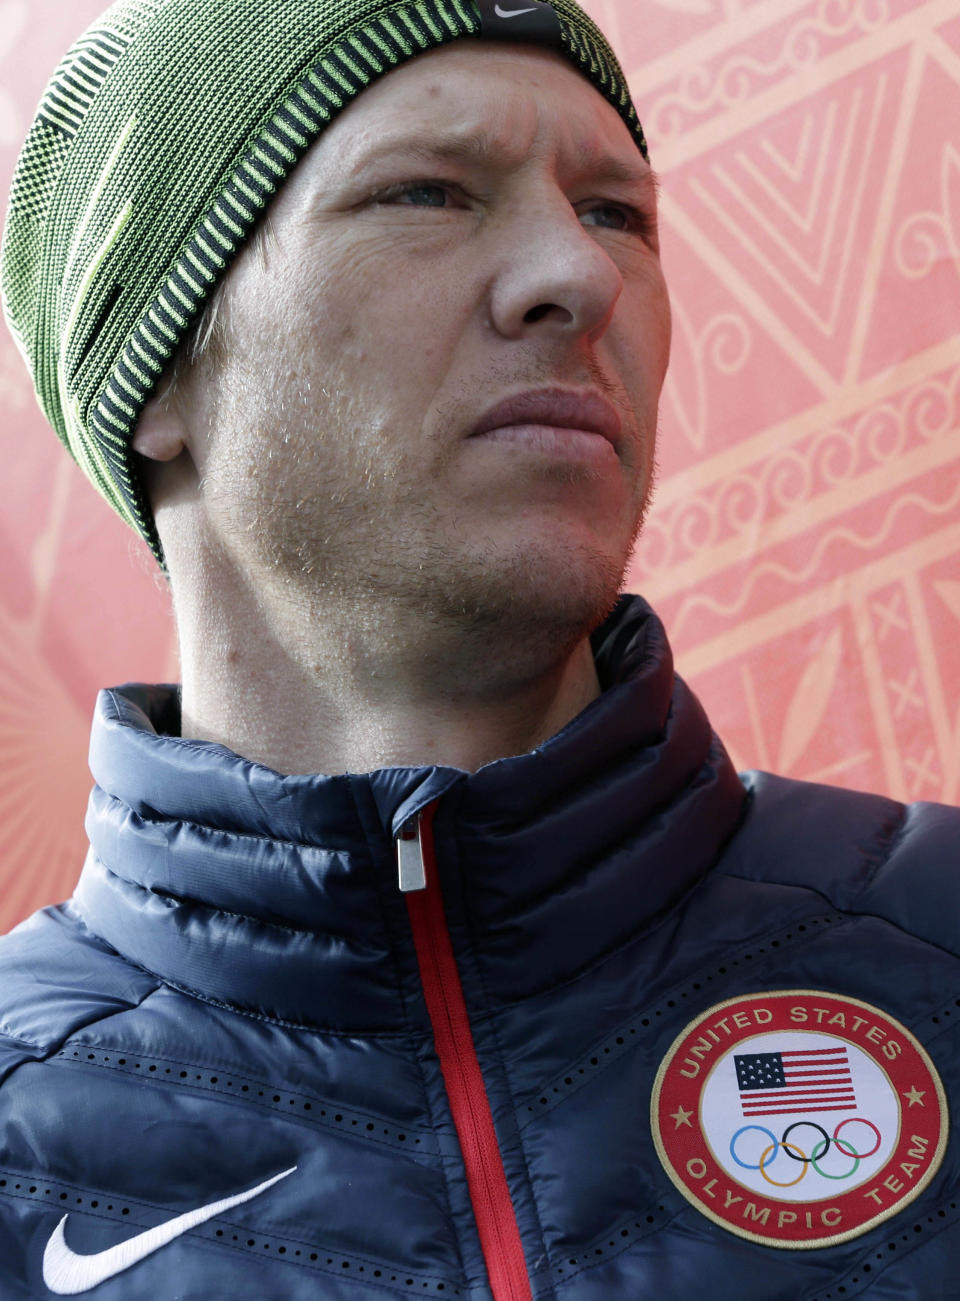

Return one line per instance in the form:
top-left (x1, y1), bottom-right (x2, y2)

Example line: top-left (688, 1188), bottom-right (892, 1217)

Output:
top-left (487, 194), bottom-right (624, 346)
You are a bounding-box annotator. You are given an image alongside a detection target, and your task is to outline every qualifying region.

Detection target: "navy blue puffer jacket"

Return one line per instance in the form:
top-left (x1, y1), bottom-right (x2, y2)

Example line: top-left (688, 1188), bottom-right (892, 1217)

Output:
top-left (0, 596), bottom-right (957, 1299)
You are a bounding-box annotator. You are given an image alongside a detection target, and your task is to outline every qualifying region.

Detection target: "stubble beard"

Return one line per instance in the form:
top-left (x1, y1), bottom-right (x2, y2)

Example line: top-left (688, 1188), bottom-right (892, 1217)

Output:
top-left (205, 377), bottom-right (655, 700)
top-left (251, 459), bottom-right (654, 702)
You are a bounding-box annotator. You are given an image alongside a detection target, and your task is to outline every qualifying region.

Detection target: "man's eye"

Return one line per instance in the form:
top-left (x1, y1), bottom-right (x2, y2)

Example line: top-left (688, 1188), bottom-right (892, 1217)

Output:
top-left (580, 203), bottom-right (647, 233)
top-left (376, 182), bottom-right (453, 208)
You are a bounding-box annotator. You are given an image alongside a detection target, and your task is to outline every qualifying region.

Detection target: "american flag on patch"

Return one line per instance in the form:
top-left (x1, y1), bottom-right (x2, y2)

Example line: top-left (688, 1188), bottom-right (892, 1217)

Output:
top-left (734, 1047), bottom-right (856, 1117)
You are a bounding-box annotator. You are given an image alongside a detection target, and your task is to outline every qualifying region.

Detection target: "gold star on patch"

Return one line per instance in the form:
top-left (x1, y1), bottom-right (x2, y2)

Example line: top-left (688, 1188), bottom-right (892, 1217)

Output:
top-left (904, 1086), bottom-right (926, 1108)
top-left (670, 1106), bottom-right (693, 1129)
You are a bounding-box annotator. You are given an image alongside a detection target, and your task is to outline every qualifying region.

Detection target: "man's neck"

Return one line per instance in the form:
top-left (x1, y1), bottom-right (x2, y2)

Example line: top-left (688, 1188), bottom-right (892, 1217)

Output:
top-left (174, 579), bottom-right (604, 777)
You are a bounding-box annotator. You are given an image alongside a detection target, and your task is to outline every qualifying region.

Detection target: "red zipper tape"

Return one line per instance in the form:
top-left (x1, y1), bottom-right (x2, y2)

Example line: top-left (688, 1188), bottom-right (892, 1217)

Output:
top-left (405, 803), bottom-right (533, 1301)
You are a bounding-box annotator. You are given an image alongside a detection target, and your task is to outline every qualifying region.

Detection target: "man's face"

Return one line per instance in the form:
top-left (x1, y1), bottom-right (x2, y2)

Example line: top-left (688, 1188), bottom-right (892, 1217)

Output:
top-left (170, 40), bottom-right (670, 645)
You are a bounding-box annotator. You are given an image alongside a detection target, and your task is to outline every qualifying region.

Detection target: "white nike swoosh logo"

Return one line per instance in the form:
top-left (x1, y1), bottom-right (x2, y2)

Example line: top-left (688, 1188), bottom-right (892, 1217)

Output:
top-left (42, 1166), bottom-right (297, 1295)
top-left (494, 4), bottom-right (539, 15)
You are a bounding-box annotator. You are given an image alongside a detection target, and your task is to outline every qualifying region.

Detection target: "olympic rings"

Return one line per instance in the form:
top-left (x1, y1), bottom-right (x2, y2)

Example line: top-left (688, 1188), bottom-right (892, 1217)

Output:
top-left (759, 1141), bottom-right (807, 1187)
top-left (729, 1125), bottom-right (778, 1170)
top-left (728, 1116), bottom-right (883, 1184)
top-left (835, 1117), bottom-right (882, 1159)
top-left (781, 1121), bottom-right (830, 1164)
top-left (810, 1134), bottom-right (860, 1180)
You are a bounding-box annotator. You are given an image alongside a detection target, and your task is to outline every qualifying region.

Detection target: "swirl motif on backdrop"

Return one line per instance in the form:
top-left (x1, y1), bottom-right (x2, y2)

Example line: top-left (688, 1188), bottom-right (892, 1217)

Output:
top-left (637, 366), bottom-right (960, 583)
top-left (663, 300), bottom-right (753, 453)
top-left (668, 477), bottom-right (960, 636)
top-left (894, 143), bottom-right (960, 282)
top-left (648, 0), bottom-right (891, 139)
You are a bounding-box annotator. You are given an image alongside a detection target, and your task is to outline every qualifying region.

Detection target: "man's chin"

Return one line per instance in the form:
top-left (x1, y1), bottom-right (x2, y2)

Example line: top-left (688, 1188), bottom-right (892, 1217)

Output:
top-left (417, 533), bottom-right (632, 656)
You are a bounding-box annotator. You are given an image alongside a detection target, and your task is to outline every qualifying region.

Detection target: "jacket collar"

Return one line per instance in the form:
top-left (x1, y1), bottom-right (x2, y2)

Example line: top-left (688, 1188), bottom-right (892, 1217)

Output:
top-left (76, 595), bottom-right (746, 1032)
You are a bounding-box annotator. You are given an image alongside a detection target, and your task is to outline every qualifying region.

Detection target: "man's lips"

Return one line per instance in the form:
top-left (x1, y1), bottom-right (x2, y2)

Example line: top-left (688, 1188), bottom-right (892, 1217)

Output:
top-left (469, 389), bottom-right (623, 450)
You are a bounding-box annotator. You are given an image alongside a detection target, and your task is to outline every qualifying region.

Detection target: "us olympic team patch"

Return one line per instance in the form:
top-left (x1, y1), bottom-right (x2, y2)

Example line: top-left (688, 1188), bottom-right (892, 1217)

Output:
top-left (650, 991), bottom-right (947, 1249)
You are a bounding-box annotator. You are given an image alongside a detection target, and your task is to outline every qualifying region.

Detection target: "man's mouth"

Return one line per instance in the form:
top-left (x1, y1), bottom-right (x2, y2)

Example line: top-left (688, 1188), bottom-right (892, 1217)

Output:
top-left (469, 388), bottom-right (623, 454)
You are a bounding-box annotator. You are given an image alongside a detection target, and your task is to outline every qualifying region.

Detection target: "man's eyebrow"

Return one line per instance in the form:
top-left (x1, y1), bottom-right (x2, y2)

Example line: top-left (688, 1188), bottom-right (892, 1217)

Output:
top-left (583, 156), bottom-right (661, 197)
top-left (348, 130), bottom-right (499, 173)
top-left (349, 130), bottom-right (659, 195)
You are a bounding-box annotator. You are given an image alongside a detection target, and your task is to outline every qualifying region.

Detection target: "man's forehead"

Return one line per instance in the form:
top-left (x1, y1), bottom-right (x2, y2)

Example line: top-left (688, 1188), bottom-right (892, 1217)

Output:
top-left (329, 44), bottom-right (650, 182)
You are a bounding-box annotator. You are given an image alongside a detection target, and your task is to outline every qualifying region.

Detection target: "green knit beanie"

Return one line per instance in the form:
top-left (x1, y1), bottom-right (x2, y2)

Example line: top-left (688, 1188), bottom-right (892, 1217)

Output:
top-left (1, 0), bottom-right (648, 569)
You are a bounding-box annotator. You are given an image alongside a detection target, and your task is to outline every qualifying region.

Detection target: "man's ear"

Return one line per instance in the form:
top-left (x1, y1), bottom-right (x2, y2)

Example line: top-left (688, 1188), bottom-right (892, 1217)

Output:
top-left (130, 391), bottom-right (200, 536)
top-left (132, 392), bottom-right (188, 463)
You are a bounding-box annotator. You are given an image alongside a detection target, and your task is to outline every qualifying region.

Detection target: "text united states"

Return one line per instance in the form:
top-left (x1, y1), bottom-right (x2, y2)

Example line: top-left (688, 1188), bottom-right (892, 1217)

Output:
top-left (734, 1048), bottom-right (856, 1117)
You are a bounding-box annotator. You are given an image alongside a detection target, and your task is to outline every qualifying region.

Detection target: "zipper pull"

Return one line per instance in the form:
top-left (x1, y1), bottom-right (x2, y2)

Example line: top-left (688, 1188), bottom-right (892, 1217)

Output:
top-left (396, 814), bottom-right (427, 893)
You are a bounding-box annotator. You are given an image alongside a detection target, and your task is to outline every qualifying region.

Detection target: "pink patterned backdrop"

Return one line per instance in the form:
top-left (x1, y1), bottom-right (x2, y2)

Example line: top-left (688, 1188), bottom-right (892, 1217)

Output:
top-left (1, 0), bottom-right (958, 934)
